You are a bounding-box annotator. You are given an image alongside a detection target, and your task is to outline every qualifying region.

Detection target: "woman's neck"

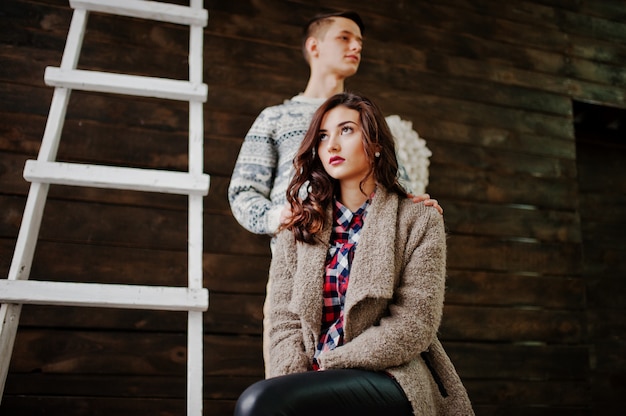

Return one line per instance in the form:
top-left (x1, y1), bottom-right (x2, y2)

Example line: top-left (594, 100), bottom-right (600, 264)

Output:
top-left (337, 179), bottom-right (376, 212)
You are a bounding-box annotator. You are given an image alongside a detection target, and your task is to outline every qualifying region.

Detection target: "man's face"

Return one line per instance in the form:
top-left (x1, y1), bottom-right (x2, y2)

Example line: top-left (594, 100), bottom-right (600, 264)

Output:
top-left (314, 17), bottom-right (363, 78)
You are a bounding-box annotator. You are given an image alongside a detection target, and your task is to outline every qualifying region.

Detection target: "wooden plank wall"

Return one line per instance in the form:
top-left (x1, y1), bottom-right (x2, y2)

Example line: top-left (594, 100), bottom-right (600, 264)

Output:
top-left (0, 0), bottom-right (624, 414)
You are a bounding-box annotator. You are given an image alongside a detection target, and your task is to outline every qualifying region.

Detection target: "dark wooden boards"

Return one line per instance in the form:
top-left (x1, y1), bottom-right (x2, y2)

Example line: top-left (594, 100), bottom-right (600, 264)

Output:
top-left (1, 0), bottom-right (625, 414)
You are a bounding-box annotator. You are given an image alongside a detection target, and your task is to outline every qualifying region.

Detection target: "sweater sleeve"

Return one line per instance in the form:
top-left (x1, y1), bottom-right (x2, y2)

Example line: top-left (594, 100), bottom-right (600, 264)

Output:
top-left (267, 231), bottom-right (311, 377)
top-left (228, 108), bottom-right (282, 235)
top-left (317, 206), bottom-right (447, 371)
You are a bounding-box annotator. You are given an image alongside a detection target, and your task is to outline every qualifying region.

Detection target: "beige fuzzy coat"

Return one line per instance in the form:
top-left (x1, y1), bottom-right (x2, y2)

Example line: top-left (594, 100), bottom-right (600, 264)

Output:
top-left (267, 187), bottom-right (474, 415)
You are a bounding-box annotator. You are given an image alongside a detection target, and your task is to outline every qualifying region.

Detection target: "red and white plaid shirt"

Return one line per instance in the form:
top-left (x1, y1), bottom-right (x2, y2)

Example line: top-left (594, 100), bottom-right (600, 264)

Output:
top-left (312, 191), bottom-right (374, 370)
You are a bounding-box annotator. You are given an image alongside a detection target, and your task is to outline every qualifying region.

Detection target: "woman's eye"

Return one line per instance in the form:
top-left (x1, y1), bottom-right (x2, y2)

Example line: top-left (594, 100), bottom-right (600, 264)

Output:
top-left (319, 133), bottom-right (328, 141)
top-left (341, 126), bottom-right (353, 134)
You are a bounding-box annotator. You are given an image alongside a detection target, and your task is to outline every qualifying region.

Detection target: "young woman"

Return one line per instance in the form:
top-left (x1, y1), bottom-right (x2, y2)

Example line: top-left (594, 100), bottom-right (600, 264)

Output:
top-left (234, 93), bottom-right (473, 416)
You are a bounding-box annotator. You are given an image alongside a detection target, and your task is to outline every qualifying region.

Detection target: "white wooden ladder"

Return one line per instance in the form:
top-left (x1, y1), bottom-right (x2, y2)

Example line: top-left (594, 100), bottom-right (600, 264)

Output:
top-left (0, 1), bottom-right (209, 414)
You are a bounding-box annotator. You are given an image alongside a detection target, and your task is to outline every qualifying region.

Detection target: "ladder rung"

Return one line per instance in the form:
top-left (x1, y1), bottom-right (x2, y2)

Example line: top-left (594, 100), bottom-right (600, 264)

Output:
top-left (45, 67), bottom-right (208, 102)
top-left (70, 0), bottom-right (208, 26)
top-left (0, 280), bottom-right (209, 311)
top-left (24, 160), bottom-right (210, 196)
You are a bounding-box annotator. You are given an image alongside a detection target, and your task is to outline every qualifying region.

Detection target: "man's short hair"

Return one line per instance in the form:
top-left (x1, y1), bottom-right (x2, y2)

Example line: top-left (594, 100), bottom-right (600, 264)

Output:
top-left (301, 11), bottom-right (365, 62)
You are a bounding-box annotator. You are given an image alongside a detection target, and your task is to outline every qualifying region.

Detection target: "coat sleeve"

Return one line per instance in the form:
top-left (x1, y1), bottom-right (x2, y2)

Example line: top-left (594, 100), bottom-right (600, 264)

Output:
top-left (317, 206), bottom-right (446, 371)
top-left (267, 230), bottom-right (311, 377)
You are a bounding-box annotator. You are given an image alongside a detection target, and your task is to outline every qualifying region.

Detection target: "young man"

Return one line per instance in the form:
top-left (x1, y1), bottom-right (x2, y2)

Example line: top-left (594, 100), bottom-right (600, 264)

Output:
top-left (229, 11), bottom-right (368, 237)
top-left (228, 11), bottom-right (441, 375)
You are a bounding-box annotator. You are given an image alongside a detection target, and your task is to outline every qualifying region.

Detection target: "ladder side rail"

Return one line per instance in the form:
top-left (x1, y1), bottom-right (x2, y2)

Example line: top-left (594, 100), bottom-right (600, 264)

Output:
top-left (187, 194), bottom-right (205, 416)
top-left (187, 310), bottom-right (204, 416)
top-left (187, 2), bottom-right (207, 414)
top-left (0, 9), bottom-right (90, 400)
top-left (8, 10), bottom-right (89, 285)
top-left (188, 6), bottom-right (206, 298)
top-left (38, 9), bottom-right (89, 160)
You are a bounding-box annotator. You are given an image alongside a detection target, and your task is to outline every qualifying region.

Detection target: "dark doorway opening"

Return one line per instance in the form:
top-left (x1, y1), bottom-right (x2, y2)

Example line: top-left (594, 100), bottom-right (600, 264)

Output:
top-left (574, 100), bottom-right (626, 415)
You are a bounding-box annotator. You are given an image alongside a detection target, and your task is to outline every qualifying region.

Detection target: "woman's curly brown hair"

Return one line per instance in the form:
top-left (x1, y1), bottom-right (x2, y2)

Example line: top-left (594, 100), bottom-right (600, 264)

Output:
top-left (282, 92), bottom-right (407, 244)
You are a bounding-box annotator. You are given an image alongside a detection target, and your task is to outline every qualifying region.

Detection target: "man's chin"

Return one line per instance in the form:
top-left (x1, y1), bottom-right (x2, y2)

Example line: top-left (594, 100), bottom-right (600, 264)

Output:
top-left (342, 65), bottom-right (360, 77)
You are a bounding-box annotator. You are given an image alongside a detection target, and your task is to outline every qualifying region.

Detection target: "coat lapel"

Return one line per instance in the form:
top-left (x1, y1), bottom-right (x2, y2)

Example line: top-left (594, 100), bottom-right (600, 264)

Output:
top-left (290, 221), bottom-right (331, 333)
top-left (345, 188), bottom-right (398, 314)
top-left (289, 188), bottom-right (400, 335)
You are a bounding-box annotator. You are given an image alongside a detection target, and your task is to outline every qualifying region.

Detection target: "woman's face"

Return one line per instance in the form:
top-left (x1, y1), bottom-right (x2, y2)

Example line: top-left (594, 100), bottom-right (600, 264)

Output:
top-left (317, 105), bottom-right (371, 185)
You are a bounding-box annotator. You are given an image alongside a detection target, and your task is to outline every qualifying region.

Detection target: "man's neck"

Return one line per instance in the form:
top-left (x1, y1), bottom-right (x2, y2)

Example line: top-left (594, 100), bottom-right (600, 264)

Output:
top-left (301, 74), bottom-right (345, 99)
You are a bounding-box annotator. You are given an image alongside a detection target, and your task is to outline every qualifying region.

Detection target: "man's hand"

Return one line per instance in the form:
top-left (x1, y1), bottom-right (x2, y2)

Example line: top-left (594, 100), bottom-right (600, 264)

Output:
top-left (408, 193), bottom-right (443, 215)
top-left (279, 204), bottom-right (293, 225)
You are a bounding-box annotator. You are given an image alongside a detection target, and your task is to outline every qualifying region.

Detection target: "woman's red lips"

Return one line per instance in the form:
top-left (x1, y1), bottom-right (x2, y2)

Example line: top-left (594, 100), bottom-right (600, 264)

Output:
top-left (329, 156), bottom-right (344, 165)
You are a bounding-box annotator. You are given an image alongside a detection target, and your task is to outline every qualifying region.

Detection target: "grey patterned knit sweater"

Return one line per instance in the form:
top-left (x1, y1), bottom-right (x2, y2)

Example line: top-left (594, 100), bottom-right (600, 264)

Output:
top-left (228, 95), bottom-right (326, 236)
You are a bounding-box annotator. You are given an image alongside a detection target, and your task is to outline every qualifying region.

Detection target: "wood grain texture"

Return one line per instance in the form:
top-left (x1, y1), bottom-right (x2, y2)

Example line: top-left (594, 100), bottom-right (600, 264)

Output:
top-left (1, 0), bottom-right (624, 414)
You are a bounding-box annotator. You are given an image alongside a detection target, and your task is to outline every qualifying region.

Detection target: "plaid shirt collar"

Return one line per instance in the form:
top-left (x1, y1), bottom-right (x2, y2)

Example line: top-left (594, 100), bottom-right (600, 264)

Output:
top-left (333, 188), bottom-right (376, 231)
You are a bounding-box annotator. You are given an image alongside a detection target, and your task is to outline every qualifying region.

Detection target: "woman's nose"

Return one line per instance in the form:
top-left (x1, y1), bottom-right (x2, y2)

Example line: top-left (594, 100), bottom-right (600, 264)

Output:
top-left (327, 136), bottom-right (339, 152)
